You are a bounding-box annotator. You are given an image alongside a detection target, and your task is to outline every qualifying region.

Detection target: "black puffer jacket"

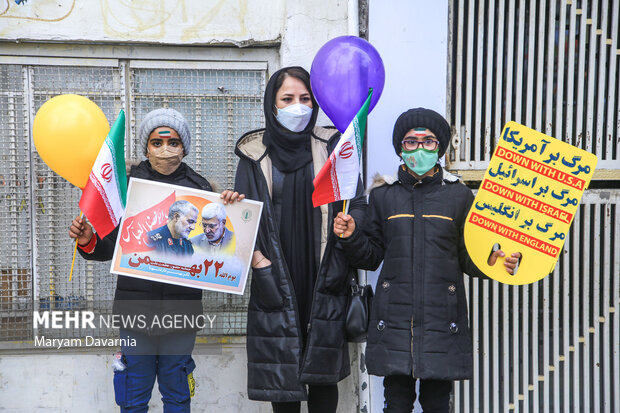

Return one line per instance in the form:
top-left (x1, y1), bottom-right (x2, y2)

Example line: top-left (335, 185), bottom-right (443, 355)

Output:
top-left (234, 127), bottom-right (365, 402)
top-left (78, 160), bottom-right (212, 334)
top-left (340, 166), bottom-right (486, 380)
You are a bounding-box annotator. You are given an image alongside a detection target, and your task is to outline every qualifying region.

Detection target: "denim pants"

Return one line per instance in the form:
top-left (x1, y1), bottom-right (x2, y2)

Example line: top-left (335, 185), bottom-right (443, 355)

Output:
top-left (114, 329), bottom-right (197, 413)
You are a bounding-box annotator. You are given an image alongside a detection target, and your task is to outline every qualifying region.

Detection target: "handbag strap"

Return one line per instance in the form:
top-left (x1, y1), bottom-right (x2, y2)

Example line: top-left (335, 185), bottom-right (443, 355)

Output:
top-left (349, 272), bottom-right (367, 295)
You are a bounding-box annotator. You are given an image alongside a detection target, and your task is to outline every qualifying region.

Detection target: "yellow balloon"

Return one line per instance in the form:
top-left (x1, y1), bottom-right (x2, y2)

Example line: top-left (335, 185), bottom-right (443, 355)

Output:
top-left (33, 94), bottom-right (110, 188)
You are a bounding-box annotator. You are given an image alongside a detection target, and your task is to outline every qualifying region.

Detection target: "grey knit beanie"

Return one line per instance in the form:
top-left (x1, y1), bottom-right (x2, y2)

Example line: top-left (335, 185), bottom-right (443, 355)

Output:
top-left (392, 108), bottom-right (451, 157)
top-left (139, 108), bottom-right (191, 156)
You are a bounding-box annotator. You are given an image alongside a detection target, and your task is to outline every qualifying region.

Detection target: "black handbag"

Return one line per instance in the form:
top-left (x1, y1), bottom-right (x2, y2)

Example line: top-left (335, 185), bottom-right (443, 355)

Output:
top-left (345, 275), bottom-right (373, 342)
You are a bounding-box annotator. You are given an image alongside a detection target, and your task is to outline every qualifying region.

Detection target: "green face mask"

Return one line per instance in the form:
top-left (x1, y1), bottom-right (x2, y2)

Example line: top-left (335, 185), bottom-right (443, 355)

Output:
top-left (401, 147), bottom-right (439, 176)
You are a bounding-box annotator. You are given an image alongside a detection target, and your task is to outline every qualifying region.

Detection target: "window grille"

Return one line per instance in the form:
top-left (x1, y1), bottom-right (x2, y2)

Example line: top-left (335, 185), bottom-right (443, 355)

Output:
top-left (31, 65), bottom-right (124, 339)
top-left (0, 59), bottom-right (266, 342)
top-left (448, 0), bottom-right (619, 172)
top-left (455, 190), bottom-right (619, 413)
top-left (0, 65), bottom-right (31, 340)
top-left (449, 1), bottom-right (619, 412)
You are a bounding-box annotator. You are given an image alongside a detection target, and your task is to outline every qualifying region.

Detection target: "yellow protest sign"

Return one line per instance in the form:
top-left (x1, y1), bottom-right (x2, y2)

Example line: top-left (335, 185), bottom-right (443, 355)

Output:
top-left (464, 122), bottom-right (598, 285)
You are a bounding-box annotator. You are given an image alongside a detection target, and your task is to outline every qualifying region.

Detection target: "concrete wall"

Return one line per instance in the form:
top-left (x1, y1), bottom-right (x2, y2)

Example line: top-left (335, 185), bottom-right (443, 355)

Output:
top-left (0, 0), bottom-right (349, 135)
top-left (0, 0), bottom-right (284, 46)
top-left (0, 343), bottom-right (359, 412)
top-left (366, 0), bottom-right (449, 179)
top-left (0, 1), bottom-right (360, 411)
top-left (0, 0), bottom-right (349, 71)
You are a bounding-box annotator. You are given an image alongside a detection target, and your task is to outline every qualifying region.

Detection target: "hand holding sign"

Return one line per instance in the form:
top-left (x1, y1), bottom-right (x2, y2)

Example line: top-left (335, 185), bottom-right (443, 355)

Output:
top-left (487, 244), bottom-right (521, 275)
top-left (464, 122), bottom-right (598, 285)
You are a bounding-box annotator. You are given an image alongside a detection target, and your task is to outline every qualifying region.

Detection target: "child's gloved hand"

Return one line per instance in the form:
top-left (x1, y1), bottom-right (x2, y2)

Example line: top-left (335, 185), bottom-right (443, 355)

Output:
top-left (333, 212), bottom-right (356, 239)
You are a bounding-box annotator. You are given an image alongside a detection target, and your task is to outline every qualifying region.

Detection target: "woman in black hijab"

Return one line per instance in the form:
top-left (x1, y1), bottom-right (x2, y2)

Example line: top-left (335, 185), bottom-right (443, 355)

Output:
top-left (234, 67), bottom-right (365, 413)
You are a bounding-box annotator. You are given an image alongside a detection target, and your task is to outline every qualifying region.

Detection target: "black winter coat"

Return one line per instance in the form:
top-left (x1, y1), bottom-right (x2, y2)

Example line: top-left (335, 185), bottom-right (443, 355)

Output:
top-left (234, 127), bottom-right (365, 402)
top-left (340, 166), bottom-right (486, 380)
top-left (78, 161), bottom-right (212, 335)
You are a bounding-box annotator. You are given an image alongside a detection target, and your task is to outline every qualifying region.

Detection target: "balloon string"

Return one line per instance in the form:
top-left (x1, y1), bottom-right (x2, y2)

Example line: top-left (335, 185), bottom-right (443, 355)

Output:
top-left (69, 211), bottom-right (83, 282)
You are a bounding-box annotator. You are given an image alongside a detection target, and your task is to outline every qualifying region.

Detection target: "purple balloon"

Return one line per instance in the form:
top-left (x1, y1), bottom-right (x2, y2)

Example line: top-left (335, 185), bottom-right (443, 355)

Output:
top-left (311, 36), bottom-right (385, 132)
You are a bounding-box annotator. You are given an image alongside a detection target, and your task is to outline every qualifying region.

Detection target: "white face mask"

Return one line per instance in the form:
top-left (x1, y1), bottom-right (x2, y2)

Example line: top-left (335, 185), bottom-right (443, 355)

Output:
top-left (275, 103), bottom-right (313, 132)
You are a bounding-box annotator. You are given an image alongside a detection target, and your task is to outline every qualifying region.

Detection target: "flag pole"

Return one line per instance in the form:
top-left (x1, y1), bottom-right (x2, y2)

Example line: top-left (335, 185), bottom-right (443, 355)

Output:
top-left (339, 199), bottom-right (350, 238)
top-left (69, 211), bottom-right (83, 281)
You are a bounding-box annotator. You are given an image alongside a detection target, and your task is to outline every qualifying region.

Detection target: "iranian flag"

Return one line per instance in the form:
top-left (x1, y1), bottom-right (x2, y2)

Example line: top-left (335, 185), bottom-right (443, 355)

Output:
top-left (312, 89), bottom-right (373, 207)
top-left (79, 110), bottom-right (127, 238)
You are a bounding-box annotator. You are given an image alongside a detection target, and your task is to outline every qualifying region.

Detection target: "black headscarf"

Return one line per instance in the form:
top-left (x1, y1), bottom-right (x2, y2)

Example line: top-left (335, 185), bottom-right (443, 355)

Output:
top-left (263, 67), bottom-right (319, 338)
top-left (262, 66), bottom-right (319, 172)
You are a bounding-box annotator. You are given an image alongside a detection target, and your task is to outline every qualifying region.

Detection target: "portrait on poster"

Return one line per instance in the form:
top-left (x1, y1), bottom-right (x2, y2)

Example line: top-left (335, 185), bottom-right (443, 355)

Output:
top-left (110, 178), bottom-right (262, 295)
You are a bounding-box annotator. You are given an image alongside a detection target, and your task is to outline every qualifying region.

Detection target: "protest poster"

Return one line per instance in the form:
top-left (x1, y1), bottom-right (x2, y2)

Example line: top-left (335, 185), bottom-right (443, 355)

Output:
top-left (464, 122), bottom-right (598, 285)
top-left (110, 178), bottom-right (262, 294)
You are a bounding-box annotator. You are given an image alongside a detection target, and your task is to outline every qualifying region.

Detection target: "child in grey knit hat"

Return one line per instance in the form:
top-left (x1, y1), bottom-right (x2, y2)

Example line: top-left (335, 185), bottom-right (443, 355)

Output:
top-left (69, 106), bottom-right (244, 411)
top-left (139, 108), bottom-right (192, 156)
